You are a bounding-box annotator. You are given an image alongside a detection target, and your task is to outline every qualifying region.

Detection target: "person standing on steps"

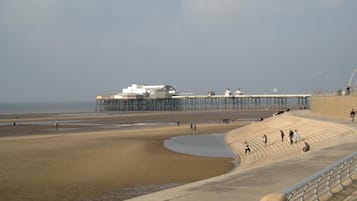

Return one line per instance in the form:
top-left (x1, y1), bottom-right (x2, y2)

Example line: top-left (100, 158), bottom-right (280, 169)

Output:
top-left (350, 109), bottom-right (355, 122)
top-left (280, 130), bottom-right (285, 143)
top-left (302, 141), bottom-right (310, 152)
top-left (262, 134), bottom-right (268, 146)
top-left (294, 129), bottom-right (301, 143)
top-left (244, 141), bottom-right (251, 154)
top-left (289, 130), bottom-right (294, 144)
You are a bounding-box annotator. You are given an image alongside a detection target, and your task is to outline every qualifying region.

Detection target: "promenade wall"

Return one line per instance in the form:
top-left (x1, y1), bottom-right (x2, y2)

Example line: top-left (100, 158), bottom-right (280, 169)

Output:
top-left (310, 95), bottom-right (357, 119)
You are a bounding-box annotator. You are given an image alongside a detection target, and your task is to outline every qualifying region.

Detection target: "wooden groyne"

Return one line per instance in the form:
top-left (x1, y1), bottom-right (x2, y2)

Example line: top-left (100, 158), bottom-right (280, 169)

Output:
top-left (95, 94), bottom-right (310, 112)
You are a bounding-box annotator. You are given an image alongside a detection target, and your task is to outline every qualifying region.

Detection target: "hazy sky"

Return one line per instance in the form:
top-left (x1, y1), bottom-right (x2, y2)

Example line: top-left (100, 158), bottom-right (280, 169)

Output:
top-left (1, 0), bottom-right (356, 102)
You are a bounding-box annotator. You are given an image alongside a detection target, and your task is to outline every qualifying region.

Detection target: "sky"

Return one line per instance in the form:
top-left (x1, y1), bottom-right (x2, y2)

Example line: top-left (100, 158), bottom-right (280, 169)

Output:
top-left (0, 0), bottom-right (356, 102)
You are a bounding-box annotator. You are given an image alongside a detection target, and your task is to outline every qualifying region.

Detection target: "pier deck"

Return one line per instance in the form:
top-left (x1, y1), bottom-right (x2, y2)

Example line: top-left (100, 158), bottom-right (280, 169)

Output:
top-left (96, 94), bottom-right (310, 112)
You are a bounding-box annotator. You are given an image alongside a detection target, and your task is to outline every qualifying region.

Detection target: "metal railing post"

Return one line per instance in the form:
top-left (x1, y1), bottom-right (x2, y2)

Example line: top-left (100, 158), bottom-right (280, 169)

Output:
top-left (337, 165), bottom-right (344, 188)
top-left (314, 177), bottom-right (322, 201)
top-left (326, 170), bottom-right (333, 196)
top-left (283, 152), bottom-right (357, 201)
top-left (346, 160), bottom-right (353, 182)
top-left (300, 185), bottom-right (308, 201)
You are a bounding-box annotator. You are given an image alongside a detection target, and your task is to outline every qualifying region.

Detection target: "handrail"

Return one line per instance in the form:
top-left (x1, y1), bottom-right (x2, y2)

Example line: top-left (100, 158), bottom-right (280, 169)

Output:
top-left (312, 90), bottom-right (357, 96)
top-left (283, 152), bottom-right (357, 201)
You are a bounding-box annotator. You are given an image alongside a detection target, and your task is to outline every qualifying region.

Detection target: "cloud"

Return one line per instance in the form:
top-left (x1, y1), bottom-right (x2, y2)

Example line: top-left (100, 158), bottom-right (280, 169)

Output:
top-left (0, 0), bottom-right (57, 28)
top-left (180, 0), bottom-right (347, 25)
top-left (182, 0), bottom-right (243, 16)
top-left (180, 0), bottom-right (247, 24)
top-left (318, 0), bottom-right (345, 8)
top-left (180, 0), bottom-right (303, 25)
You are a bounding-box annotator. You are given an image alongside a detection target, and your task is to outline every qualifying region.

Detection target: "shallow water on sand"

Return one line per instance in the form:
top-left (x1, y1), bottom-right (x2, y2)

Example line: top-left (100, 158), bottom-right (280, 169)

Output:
top-left (164, 133), bottom-right (236, 159)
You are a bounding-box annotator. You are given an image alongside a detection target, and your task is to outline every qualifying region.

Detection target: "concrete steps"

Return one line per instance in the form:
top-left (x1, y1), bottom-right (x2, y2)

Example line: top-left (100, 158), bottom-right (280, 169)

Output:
top-left (226, 113), bottom-right (357, 169)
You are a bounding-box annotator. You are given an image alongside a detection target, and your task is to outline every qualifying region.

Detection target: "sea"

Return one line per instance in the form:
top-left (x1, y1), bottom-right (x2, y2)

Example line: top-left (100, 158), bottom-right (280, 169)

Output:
top-left (0, 102), bottom-right (96, 114)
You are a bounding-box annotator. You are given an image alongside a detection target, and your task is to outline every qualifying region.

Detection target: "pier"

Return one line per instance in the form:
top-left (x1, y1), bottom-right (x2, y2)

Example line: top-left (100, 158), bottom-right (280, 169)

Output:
top-left (96, 84), bottom-right (310, 112)
top-left (95, 94), bottom-right (310, 112)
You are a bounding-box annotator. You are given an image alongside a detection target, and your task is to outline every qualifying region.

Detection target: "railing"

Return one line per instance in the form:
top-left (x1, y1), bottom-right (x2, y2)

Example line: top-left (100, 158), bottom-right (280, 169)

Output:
top-left (313, 90), bottom-right (357, 96)
top-left (283, 152), bottom-right (357, 201)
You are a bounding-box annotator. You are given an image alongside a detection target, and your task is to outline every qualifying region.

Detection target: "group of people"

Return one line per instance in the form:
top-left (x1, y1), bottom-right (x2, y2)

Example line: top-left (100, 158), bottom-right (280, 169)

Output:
top-left (242, 108), bottom-right (357, 156)
top-left (244, 134), bottom-right (268, 154)
top-left (244, 129), bottom-right (310, 155)
top-left (280, 129), bottom-right (301, 144)
top-left (176, 121), bottom-right (197, 131)
top-left (190, 122), bottom-right (197, 131)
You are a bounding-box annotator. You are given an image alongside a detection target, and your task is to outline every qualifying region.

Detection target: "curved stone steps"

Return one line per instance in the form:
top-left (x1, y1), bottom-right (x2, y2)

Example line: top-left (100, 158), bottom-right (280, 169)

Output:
top-left (226, 113), bottom-right (357, 169)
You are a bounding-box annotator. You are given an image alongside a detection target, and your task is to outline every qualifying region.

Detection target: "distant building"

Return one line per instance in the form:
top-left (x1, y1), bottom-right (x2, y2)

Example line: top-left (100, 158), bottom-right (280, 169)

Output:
top-left (208, 91), bottom-right (215, 96)
top-left (224, 88), bottom-right (232, 96)
top-left (104, 84), bottom-right (177, 99)
top-left (235, 88), bottom-right (243, 95)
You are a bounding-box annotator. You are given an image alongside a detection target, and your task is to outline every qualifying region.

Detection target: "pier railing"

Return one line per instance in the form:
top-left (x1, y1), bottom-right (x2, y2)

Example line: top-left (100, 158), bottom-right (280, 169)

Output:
top-left (283, 152), bottom-right (357, 201)
top-left (96, 94), bottom-right (310, 112)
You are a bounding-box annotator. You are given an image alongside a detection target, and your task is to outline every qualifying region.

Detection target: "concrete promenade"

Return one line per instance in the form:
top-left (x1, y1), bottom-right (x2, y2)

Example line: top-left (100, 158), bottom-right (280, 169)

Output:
top-left (127, 110), bottom-right (357, 201)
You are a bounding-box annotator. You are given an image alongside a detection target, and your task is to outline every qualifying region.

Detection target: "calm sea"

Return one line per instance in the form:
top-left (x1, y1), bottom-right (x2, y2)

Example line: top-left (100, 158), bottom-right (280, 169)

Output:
top-left (0, 102), bottom-right (96, 114)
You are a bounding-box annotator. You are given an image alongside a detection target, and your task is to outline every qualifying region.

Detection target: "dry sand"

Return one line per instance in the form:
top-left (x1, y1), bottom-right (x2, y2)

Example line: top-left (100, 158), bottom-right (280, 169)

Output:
top-left (0, 111), bottom-right (274, 201)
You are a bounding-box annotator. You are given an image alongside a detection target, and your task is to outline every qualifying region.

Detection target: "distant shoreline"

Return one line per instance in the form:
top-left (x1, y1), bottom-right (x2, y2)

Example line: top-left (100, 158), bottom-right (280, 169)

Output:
top-left (0, 101), bottom-right (96, 115)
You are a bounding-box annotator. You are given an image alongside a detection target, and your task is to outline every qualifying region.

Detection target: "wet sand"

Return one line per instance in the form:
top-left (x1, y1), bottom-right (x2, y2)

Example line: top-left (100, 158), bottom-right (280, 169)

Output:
top-left (0, 111), bottom-right (274, 201)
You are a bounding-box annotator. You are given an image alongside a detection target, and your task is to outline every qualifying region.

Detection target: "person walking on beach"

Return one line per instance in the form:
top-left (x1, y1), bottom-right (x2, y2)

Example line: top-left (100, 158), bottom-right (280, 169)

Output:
top-left (289, 130), bottom-right (294, 144)
top-left (193, 123), bottom-right (197, 131)
top-left (55, 122), bottom-right (59, 131)
top-left (280, 130), bottom-right (285, 142)
top-left (350, 109), bottom-right (355, 122)
top-left (190, 122), bottom-right (193, 130)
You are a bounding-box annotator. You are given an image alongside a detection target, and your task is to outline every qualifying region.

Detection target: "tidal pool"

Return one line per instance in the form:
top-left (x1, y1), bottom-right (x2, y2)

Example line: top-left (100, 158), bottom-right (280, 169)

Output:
top-left (164, 133), bottom-right (236, 159)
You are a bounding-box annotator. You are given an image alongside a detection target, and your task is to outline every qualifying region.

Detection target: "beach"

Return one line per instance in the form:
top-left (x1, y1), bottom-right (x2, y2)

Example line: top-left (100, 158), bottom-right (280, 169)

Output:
top-left (0, 110), bottom-right (274, 201)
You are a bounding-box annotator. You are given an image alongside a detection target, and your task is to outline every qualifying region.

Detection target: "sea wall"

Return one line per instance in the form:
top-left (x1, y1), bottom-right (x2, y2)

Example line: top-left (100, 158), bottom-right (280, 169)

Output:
top-left (310, 95), bottom-right (357, 119)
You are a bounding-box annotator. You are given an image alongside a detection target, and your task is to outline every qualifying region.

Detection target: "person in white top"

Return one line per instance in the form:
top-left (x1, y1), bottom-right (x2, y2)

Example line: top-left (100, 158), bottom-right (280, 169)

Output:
top-left (294, 129), bottom-right (301, 143)
top-left (262, 134), bottom-right (268, 146)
